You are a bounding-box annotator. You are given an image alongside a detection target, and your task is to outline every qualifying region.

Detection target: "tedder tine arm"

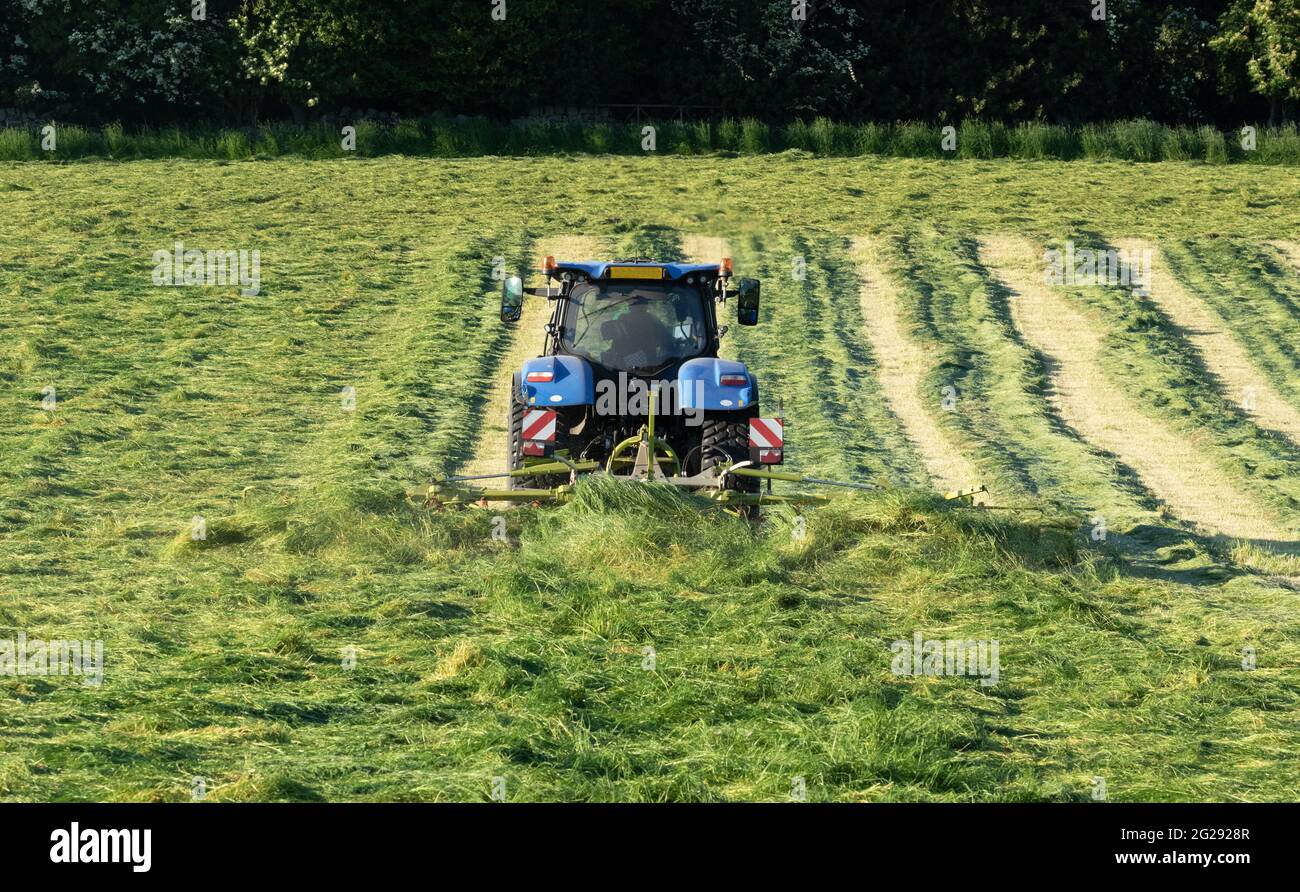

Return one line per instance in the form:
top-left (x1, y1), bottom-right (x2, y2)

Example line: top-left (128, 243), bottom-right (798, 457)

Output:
top-left (727, 466), bottom-right (879, 490)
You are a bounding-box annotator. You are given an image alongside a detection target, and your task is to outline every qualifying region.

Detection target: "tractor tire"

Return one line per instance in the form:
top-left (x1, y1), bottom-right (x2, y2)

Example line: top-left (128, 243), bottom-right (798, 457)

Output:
top-left (700, 407), bottom-right (761, 516)
top-left (506, 377), bottom-right (543, 491)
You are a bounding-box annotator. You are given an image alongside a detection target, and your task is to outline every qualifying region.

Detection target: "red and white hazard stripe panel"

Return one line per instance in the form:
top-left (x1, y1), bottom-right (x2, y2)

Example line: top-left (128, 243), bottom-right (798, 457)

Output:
top-left (522, 409), bottom-right (557, 456)
top-left (749, 417), bottom-right (784, 464)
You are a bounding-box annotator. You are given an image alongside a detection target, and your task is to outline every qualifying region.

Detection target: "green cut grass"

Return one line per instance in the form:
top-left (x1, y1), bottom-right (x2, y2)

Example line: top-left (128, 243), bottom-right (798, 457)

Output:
top-left (1, 156), bottom-right (1298, 801)
top-left (1160, 239), bottom-right (1300, 410)
top-left (724, 230), bottom-right (926, 485)
top-left (6, 476), bottom-right (1298, 801)
top-left (1058, 239), bottom-right (1300, 530)
top-left (881, 229), bottom-right (1155, 530)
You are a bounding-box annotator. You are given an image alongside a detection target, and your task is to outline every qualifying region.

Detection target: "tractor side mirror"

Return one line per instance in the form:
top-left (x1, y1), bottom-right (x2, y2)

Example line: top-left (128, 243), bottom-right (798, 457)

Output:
top-left (736, 277), bottom-right (760, 326)
top-left (501, 275), bottom-right (524, 322)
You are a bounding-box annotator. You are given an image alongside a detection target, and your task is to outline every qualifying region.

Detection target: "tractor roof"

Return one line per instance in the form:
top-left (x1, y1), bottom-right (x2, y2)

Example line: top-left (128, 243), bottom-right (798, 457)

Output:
top-left (550, 259), bottom-right (723, 281)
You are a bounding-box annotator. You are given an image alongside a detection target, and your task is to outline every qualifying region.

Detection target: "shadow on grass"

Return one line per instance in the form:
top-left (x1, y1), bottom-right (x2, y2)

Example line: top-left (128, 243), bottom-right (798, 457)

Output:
top-left (1096, 521), bottom-right (1300, 586)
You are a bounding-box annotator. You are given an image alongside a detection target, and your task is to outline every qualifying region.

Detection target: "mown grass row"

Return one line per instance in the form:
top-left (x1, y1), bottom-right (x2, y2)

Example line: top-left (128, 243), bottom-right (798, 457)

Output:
top-left (1160, 239), bottom-right (1300, 411)
top-left (719, 230), bottom-right (926, 486)
top-left (4, 117), bottom-right (1300, 163)
top-left (881, 229), bottom-right (1153, 531)
top-left (1057, 240), bottom-right (1300, 533)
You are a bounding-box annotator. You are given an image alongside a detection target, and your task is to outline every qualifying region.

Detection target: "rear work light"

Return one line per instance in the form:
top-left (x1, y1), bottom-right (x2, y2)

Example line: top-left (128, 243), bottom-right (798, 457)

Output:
top-left (719, 374), bottom-right (747, 387)
top-left (525, 371), bottom-right (554, 383)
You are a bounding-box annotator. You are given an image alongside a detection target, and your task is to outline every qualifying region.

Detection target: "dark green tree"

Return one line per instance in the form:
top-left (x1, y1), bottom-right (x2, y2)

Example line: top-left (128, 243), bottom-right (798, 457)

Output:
top-left (1212, 0), bottom-right (1300, 124)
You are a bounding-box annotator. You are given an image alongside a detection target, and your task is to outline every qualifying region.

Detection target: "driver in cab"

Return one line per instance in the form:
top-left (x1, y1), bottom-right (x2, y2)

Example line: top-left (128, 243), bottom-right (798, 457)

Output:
top-left (603, 298), bottom-right (674, 369)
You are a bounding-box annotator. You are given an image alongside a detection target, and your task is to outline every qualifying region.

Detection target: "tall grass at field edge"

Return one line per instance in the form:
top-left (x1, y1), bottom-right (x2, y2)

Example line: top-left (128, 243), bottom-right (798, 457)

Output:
top-left (2, 117), bottom-right (1297, 163)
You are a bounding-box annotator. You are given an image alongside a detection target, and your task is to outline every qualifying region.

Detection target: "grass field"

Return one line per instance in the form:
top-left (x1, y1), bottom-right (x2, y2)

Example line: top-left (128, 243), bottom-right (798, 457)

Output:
top-left (2, 155), bottom-right (1299, 801)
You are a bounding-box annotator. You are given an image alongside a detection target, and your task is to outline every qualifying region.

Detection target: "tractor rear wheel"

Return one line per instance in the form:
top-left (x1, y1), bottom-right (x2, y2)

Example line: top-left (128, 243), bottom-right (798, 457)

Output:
top-left (699, 408), bottom-right (761, 515)
top-left (506, 377), bottom-right (543, 491)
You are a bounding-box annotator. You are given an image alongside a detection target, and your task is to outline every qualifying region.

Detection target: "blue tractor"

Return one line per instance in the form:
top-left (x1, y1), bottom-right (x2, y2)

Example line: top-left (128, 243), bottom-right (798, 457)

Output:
top-left (497, 256), bottom-right (770, 499)
top-left (426, 254), bottom-right (980, 510)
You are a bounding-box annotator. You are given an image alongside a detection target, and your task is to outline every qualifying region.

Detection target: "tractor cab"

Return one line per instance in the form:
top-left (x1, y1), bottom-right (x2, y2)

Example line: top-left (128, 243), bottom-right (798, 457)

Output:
top-left (501, 257), bottom-right (760, 340)
top-left (560, 275), bottom-right (711, 377)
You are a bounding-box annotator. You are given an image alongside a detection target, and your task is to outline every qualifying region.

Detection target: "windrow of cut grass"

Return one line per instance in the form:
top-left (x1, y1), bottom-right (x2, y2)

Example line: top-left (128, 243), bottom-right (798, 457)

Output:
top-left (1120, 238), bottom-right (1300, 448)
top-left (1045, 239), bottom-right (1300, 545)
top-left (1158, 239), bottom-right (1300, 417)
top-left (982, 236), bottom-right (1293, 546)
top-left (879, 229), bottom-right (1154, 532)
top-left (722, 231), bottom-right (925, 487)
top-left (5, 118), bottom-right (1300, 164)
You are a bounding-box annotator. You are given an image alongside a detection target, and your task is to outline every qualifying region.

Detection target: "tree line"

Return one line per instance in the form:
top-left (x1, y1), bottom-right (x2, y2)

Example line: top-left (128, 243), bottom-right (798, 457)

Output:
top-left (2, 0), bottom-right (1296, 126)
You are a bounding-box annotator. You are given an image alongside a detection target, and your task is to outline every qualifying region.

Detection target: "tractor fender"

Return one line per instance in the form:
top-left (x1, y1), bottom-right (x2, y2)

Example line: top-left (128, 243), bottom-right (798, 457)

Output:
top-left (520, 355), bottom-right (594, 407)
top-left (678, 357), bottom-right (757, 411)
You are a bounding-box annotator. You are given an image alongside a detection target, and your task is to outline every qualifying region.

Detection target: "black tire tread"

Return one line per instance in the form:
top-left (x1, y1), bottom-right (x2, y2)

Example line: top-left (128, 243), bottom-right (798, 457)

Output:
top-left (700, 409), bottom-right (760, 494)
top-left (506, 376), bottom-right (544, 491)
